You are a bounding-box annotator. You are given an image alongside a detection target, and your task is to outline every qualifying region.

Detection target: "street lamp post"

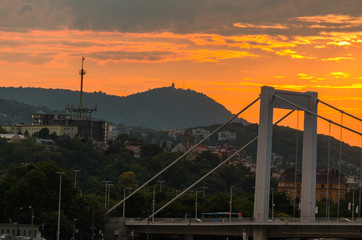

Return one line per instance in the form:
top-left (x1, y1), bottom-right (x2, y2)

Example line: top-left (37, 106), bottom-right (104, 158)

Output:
top-left (229, 185), bottom-right (233, 223)
top-left (271, 188), bottom-right (275, 221)
top-left (73, 219), bottom-right (77, 240)
top-left (103, 181), bottom-right (111, 211)
top-left (152, 186), bottom-right (156, 223)
top-left (57, 171), bottom-right (66, 240)
top-left (29, 206), bottom-right (34, 239)
top-left (352, 188), bottom-right (355, 221)
top-left (107, 184), bottom-right (113, 210)
top-left (157, 180), bottom-right (165, 192)
top-left (122, 189), bottom-right (126, 218)
top-left (17, 207), bottom-right (23, 237)
top-left (127, 187), bottom-right (133, 195)
top-left (200, 187), bottom-right (208, 198)
top-left (195, 189), bottom-right (198, 219)
top-left (73, 170), bottom-right (80, 188)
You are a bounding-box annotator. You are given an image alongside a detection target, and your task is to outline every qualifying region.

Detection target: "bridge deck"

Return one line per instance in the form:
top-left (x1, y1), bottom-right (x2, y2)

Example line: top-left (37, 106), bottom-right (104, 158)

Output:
top-left (125, 218), bottom-right (362, 238)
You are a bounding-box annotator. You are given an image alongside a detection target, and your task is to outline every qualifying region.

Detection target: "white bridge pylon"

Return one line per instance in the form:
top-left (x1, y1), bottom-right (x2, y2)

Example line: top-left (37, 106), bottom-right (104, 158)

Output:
top-left (253, 86), bottom-right (318, 223)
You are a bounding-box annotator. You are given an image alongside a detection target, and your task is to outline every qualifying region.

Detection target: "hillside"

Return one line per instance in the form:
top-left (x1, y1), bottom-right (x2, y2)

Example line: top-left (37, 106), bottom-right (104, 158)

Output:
top-left (0, 86), bottom-right (247, 129)
top-left (0, 98), bottom-right (55, 125)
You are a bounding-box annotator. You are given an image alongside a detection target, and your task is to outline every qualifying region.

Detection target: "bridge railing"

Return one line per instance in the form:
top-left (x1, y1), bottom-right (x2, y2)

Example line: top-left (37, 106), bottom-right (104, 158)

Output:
top-left (125, 217), bottom-right (362, 224)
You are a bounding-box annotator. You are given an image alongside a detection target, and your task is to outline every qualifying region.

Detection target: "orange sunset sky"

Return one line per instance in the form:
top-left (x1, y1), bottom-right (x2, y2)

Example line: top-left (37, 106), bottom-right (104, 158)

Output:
top-left (0, 0), bottom-right (361, 146)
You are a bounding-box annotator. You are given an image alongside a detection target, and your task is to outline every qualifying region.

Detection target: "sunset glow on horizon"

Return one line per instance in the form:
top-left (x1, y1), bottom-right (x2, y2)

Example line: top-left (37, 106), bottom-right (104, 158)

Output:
top-left (0, 0), bottom-right (361, 146)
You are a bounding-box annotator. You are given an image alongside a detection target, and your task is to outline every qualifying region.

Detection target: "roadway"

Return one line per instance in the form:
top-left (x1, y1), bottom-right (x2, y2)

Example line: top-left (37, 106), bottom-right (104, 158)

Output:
top-left (125, 218), bottom-right (362, 239)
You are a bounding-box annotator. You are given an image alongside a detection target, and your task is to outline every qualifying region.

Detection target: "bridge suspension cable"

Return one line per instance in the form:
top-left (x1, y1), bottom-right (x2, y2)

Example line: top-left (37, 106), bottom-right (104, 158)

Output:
top-left (318, 99), bottom-right (362, 122)
top-left (106, 96), bottom-right (261, 215)
top-left (326, 122), bottom-right (331, 221)
top-left (293, 110), bottom-right (300, 218)
top-left (360, 136), bottom-right (362, 218)
top-left (146, 110), bottom-right (295, 220)
top-left (337, 113), bottom-right (343, 219)
top-left (273, 95), bottom-right (362, 136)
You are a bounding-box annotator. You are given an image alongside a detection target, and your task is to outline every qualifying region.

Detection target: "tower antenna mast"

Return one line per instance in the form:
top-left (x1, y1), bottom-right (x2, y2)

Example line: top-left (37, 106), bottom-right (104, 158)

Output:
top-left (79, 56), bottom-right (86, 113)
top-left (66, 56), bottom-right (96, 119)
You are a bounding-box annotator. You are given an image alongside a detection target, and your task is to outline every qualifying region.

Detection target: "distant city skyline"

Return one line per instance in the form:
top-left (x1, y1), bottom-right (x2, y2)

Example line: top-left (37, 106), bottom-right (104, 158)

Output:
top-left (0, 0), bottom-right (361, 146)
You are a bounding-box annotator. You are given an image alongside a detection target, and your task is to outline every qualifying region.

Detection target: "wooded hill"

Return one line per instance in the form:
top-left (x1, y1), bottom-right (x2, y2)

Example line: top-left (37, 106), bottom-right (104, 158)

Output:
top-left (0, 98), bottom-right (55, 125)
top-left (0, 86), bottom-right (247, 129)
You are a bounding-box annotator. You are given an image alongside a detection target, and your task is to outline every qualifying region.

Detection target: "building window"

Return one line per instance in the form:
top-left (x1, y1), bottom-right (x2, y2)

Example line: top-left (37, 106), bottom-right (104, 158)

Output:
top-left (321, 184), bottom-right (324, 188)
top-left (321, 191), bottom-right (324, 195)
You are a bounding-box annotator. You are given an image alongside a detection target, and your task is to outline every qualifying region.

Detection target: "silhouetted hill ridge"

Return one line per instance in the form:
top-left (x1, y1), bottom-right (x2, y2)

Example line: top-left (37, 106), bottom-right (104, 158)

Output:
top-left (0, 86), bottom-right (247, 129)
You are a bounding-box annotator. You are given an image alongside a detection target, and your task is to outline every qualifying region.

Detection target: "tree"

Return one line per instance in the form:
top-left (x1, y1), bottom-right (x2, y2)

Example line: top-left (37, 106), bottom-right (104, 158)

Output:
top-left (118, 171), bottom-right (139, 189)
top-left (140, 143), bottom-right (163, 158)
top-left (34, 128), bottom-right (50, 139)
top-left (0, 161), bottom-right (102, 240)
top-left (0, 127), bottom-right (7, 134)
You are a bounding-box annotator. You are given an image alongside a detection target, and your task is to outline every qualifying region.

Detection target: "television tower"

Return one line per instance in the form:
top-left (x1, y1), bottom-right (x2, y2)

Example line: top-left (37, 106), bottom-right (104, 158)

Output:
top-left (65, 56), bottom-right (96, 119)
top-left (79, 56), bottom-right (86, 110)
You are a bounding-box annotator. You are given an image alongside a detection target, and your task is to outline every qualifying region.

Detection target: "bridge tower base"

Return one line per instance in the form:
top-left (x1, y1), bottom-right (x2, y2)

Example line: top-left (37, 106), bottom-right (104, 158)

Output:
top-left (105, 218), bottom-right (129, 240)
top-left (253, 226), bottom-right (267, 240)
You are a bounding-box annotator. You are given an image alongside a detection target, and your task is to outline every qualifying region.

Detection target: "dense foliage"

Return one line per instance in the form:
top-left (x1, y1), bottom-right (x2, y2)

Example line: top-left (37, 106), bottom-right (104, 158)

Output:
top-left (0, 120), bottom-right (360, 240)
top-left (0, 134), bottom-right (257, 240)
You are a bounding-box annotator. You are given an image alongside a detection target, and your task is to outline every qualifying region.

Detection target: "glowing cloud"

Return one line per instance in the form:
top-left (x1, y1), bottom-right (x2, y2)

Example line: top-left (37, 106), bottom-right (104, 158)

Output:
top-left (233, 23), bottom-right (288, 29)
top-left (297, 73), bottom-right (314, 80)
top-left (330, 72), bottom-right (351, 78)
top-left (275, 49), bottom-right (315, 59)
top-left (321, 56), bottom-right (354, 61)
top-left (296, 14), bottom-right (362, 28)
